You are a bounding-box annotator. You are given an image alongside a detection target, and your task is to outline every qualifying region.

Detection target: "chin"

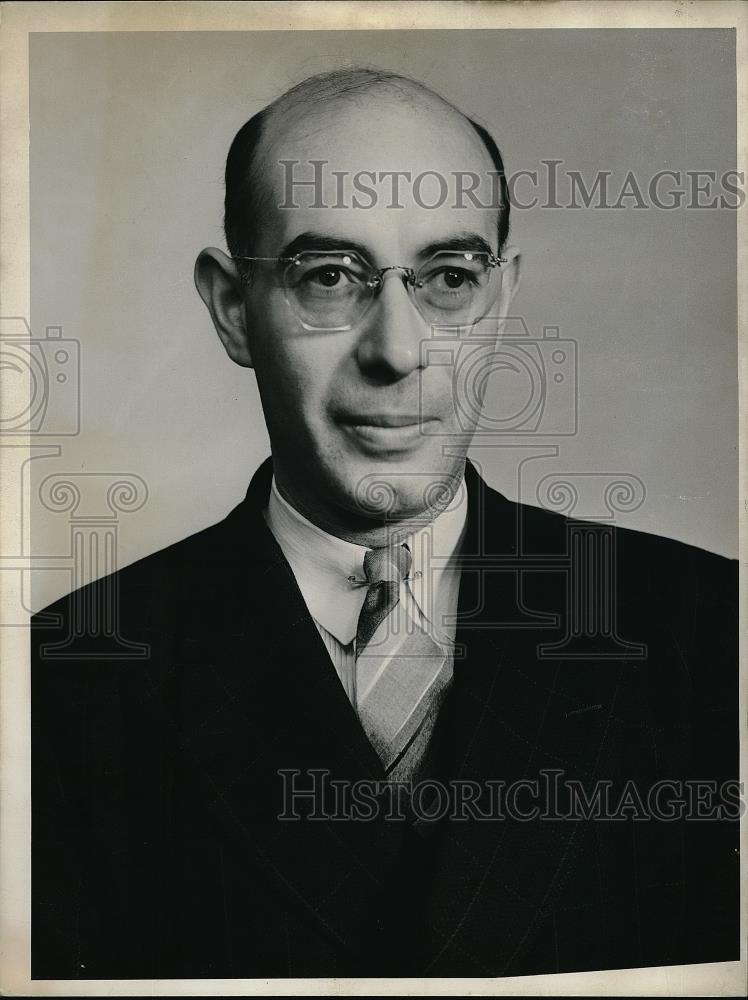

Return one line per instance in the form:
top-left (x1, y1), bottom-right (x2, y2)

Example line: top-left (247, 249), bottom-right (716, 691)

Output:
top-left (341, 454), bottom-right (464, 523)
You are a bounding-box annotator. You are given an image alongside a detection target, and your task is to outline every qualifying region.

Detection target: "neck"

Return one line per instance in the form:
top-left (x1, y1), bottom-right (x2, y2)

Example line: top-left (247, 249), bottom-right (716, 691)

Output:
top-left (273, 467), bottom-right (466, 548)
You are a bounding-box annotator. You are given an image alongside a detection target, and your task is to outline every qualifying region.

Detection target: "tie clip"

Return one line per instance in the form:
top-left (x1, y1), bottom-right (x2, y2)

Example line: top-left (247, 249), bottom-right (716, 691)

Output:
top-left (347, 571), bottom-right (422, 585)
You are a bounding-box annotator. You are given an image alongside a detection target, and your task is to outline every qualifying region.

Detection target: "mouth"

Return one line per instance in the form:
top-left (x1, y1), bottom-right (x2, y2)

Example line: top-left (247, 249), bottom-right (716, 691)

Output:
top-left (336, 413), bottom-right (439, 453)
top-left (340, 414), bottom-right (426, 428)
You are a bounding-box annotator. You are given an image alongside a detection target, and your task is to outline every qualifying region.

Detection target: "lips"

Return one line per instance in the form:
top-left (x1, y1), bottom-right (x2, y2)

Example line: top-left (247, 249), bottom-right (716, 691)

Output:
top-left (335, 412), bottom-right (439, 454)
top-left (337, 414), bottom-right (426, 428)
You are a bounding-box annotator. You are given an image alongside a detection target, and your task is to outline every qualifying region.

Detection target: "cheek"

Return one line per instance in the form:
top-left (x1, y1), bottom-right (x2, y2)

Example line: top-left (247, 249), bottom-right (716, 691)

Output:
top-left (253, 329), bottom-right (342, 426)
top-left (429, 341), bottom-right (499, 429)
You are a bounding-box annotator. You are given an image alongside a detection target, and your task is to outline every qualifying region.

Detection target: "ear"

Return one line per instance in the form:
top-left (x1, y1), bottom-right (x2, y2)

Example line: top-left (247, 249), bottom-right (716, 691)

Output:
top-left (194, 247), bottom-right (253, 368)
top-left (495, 244), bottom-right (522, 316)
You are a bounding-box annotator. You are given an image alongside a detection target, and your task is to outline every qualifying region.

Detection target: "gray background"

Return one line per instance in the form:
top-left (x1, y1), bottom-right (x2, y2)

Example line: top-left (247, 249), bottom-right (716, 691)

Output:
top-left (28, 29), bottom-right (738, 609)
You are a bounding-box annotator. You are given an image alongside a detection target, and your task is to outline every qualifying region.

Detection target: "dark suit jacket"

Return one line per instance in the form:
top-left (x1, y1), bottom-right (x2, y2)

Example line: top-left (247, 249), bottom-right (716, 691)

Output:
top-left (31, 458), bottom-right (739, 979)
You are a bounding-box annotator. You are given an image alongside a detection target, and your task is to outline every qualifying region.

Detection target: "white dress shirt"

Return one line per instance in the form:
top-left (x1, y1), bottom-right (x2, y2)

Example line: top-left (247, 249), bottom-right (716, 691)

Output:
top-left (263, 476), bottom-right (468, 704)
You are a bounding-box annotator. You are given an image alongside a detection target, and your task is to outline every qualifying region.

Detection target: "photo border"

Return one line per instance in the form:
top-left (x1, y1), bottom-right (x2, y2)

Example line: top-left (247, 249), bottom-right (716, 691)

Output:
top-left (1, 2), bottom-right (745, 995)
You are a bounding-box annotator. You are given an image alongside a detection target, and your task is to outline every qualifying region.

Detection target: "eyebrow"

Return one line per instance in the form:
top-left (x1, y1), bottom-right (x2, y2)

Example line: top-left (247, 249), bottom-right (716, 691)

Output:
top-left (278, 231), bottom-right (496, 261)
top-left (417, 234), bottom-right (496, 259)
top-left (279, 232), bottom-right (371, 259)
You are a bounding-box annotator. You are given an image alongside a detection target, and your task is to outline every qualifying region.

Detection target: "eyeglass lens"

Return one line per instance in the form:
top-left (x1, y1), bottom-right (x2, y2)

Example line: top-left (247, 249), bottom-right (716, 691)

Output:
top-left (283, 251), bottom-right (498, 331)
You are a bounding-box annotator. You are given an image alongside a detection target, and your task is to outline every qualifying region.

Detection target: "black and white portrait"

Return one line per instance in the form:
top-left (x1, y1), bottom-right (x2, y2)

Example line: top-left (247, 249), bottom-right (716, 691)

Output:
top-left (0, 3), bottom-right (743, 994)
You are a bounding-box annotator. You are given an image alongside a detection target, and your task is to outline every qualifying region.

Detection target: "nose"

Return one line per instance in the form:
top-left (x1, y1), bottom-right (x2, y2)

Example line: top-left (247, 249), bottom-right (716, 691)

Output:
top-left (355, 272), bottom-right (426, 380)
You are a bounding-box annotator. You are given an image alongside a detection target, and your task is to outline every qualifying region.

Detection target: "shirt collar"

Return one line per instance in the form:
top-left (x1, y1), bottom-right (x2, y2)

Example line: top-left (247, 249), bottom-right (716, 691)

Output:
top-left (263, 475), bottom-right (468, 647)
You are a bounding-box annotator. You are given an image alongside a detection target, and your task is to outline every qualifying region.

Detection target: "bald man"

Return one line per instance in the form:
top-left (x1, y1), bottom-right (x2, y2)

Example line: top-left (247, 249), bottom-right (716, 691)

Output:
top-left (32, 69), bottom-right (739, 980)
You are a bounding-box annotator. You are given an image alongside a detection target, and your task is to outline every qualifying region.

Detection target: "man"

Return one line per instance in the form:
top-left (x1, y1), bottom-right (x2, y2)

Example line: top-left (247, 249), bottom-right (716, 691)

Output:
top-left (31, 69), bottom-right (739, 980)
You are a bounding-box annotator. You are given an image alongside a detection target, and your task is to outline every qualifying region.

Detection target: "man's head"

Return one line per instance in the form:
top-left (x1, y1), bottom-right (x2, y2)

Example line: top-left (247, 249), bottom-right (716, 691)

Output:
top-left (196, 68), bottom-right (521, 543)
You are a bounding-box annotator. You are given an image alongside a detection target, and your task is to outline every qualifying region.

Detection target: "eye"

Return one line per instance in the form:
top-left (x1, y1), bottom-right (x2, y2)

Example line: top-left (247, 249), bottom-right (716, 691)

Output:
top-left (316, 267), bottom-right (343, 288)
top-left (301, 264), bottom-right (363, 291)
top-left (427, 267), bottom-right (476, 291)
top-left (443, 269), bottom-right (466, 289)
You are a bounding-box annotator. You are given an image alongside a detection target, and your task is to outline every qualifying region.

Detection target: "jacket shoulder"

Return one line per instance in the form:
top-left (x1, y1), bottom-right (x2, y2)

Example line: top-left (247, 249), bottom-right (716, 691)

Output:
top-left (32, 500), bottom-right (255, 627)
top-left (486, 478), bottom-right (735, 579)
top-left (477, 476), bottom-right (737, 634)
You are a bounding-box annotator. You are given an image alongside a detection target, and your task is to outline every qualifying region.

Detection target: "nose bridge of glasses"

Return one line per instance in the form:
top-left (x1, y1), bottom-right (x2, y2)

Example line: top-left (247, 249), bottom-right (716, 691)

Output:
top-left (366, 264), bottom-right (417, 291)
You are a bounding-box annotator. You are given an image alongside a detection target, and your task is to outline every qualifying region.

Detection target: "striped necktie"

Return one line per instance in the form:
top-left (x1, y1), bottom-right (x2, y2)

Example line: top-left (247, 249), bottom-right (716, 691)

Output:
top-left (354, 544), bottom-right (452, 776)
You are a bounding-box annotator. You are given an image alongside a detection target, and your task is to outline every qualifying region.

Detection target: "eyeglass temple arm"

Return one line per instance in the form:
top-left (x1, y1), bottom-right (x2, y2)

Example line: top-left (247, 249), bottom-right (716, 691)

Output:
top-left (233, 256), bottom-right (297, 263)
top-left (234, 252), bottom-right (509, 266)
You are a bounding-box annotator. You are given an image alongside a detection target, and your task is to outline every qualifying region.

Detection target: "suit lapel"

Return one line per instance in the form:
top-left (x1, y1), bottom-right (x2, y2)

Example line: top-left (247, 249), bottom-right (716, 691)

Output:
top-left (171, 458), bottom-right (411, 964)
top-left (415, 463), bottom-right (625, 975)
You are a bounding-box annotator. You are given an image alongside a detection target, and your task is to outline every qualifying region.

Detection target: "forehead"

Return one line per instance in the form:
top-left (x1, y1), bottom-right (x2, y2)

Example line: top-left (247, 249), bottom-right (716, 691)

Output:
top-left (252, 92), bottom-right (499, 259)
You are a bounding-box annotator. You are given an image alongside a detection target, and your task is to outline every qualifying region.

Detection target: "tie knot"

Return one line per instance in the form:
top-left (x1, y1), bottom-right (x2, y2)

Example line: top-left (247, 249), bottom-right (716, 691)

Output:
top-left (363, 543), bottom-right (411, 585)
